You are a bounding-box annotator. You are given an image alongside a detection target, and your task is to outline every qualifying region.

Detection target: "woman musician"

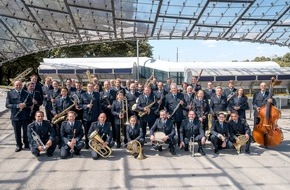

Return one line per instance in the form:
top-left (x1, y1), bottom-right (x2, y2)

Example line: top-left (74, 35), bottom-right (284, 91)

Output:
top-left (111, 91), bottom-right (128, 148)
top-left (228, 88), bottom-right (249, 120)
top-left (126, 116), bottom-right (144, 147)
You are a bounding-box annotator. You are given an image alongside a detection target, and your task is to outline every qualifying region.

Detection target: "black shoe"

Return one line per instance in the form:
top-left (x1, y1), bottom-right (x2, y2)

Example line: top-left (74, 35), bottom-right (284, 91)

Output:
top-left (184, 147), bottom-right (189, 151)
top-left (24, 145), bottom-right (29, 149)
top-left (214, 148), bottom-right (219, 154)
top-left (47, 153), bottom-right (53, 157)
top-left (245, 150), bottom-right (250, 154)
top-left (85, 144), bottom-right (89, 149)
top-left (58, 145), bottom-right (61, 149)
top-left (34, 152), bottom-right (40, 157)
top-left (198, 147), bottom-right (206, 155)
top-left (117, 144), bottom-right (121, 148)
top-left (15, 146), bottom-right (22, 152)
top-left (170, 148), bottom-right (176, 155)
top-left (158, 146), bottom-right (162, 152)
top-left (74, 151), bottom-right (80, 155)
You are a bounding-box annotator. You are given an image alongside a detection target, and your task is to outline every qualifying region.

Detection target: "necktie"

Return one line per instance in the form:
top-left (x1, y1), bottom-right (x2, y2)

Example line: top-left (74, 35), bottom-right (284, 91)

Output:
top-left (39, 122), bottom-right (42, 127)
top-left (173, 94), bottom-right (176, 99)
top-left (190, 120), bottom-right (193, 124)
top-left (221, 123), bottom-right (223, 129)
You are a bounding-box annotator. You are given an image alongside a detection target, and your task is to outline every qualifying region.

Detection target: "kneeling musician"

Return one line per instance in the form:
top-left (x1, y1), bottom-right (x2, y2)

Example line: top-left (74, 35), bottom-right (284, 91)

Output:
top-left (228, 111), bottom-right (251, 154)
top-left (179, 111), bottom-right (206, 155)
top-left (88, 113), bottom-right (114, 160)
top-left (209, 112), bottom-right (233, 154)
top-left (150, 110), bottom-right (176, 155)
top-left (60, 111), bottom-right (84, 159)
top-left (27, 111), bottom-right (56, 157)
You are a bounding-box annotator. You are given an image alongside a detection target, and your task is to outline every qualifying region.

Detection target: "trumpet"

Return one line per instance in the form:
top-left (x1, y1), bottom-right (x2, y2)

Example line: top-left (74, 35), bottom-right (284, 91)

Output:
top-left (30, 127), bottom-right (47, 152)
top-left (89, 130), bottom-right (112, 158)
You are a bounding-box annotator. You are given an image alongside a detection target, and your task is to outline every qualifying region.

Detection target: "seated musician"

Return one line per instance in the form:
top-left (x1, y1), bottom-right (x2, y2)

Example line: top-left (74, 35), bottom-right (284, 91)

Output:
top-left (126, 115), bottom-right (144, 146)
top-left (179, 111), bottom-right (206, 155)
top-left (209, 112), bottom-right (233, 154)
top-left (60, 111), bottom-right (84, 159)
top-left (150, 110), bottom-right (176, 155)
top-left (27, 111), bottom-right (56, 157)
top-left (228, 111), bottom-right (251, 154)
top-left (88, 113), bottom-right (114, 160)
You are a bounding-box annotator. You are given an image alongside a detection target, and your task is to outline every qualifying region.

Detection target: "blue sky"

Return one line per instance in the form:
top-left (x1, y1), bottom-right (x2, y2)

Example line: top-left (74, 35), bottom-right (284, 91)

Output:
top-left (148, 40), bottom-right (290, 62)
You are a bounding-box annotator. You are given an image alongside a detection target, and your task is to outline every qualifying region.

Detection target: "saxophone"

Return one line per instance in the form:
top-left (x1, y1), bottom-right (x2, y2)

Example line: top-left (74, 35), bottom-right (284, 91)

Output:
top-left (51, 103), bottom-right (75, 124)
top-left (138, 97), bottom-right (156, 117)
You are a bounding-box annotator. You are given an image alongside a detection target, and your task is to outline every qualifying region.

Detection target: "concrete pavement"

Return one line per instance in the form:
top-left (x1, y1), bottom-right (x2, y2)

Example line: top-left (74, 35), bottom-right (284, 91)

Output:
top-left (0, 103), bottom-right (289, 189)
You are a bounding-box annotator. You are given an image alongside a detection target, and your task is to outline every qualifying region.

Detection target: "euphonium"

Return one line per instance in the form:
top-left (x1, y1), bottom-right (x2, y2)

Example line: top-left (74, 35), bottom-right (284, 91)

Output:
top-left (127, 140), bottom-right (146, 160)
top-left (89, 130), bottom-right (112, 158)
top-left (233, 135), bottom-right (249, 154)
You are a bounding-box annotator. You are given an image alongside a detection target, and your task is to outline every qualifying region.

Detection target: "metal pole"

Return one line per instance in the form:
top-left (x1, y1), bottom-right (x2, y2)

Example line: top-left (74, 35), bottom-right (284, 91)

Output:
top-left (137, 39), bottom-right (139, 81)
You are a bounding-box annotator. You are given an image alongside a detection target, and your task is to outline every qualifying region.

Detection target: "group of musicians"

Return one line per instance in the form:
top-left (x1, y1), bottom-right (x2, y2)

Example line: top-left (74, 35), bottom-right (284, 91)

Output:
top-left (5, 74), bottom-right (275, 159)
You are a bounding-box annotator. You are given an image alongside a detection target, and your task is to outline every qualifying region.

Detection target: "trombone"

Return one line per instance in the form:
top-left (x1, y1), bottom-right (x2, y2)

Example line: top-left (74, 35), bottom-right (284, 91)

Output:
top-left (120, 97), bottom-right (129, 142)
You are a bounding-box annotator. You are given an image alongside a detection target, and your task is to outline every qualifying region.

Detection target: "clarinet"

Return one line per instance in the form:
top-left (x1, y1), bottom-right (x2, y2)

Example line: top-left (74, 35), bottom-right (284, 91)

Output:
top-left (15, 93), bottom-right (30, 118)
top-left (30, 92), bottom-right (36, 117)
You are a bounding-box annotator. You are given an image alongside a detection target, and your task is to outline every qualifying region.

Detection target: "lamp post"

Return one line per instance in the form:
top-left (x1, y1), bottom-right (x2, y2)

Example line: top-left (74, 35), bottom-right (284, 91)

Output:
top-left (136, 39), bottom-right (139, 80)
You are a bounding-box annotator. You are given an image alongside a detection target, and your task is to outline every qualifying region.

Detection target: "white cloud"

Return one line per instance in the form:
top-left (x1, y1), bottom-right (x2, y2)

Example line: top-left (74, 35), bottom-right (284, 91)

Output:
top-left (202, 40), bottom-right (217, 48)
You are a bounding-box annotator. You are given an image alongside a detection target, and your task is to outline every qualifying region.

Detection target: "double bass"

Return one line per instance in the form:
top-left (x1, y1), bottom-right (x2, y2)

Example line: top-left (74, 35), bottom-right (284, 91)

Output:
top-left (252, 77), bottom-right (283, 147)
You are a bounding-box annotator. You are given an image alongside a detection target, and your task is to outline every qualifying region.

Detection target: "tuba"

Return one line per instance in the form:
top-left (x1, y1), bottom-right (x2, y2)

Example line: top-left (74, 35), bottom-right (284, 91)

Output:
top-left (89, 130), bottom-right (112, 158)
top-left (233, 135), bottom-right (249, 154)
top-left (127, 140), bottom-right (146, 160)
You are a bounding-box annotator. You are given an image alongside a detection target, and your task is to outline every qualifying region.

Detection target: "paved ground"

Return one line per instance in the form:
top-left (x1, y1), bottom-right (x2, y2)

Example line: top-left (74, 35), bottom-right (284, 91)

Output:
top-left (0, 95), bottom-right (290, 190)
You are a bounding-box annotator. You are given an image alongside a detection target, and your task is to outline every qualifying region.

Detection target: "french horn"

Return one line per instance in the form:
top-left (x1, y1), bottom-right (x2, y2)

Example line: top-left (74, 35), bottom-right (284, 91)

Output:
top-left (127, 140), bottom-right (146, 160)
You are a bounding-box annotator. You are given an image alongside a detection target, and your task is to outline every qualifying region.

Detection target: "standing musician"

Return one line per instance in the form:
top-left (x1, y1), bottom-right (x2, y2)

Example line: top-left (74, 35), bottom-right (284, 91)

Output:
top-left (193, 90), bottom-right (210, 132)
top-left (228, 111), bottom-right (251, 154)
top-left (204, 81), bottom-right (215, 100)
top-left (252, 82), bottom-right (276, 128)
top-left (65, 79), bottom-right (76, 95)
top-left (114, 78), bottom-right (125, 95)
top-left (93, 77), bottom-right (103, 92)
top-left (150, 110), bottom-right (176, 155)
top-left (80, 82), bottom-right (102, 149)
top-left (210, 86), bottom-right (229, 120)
top-left (60, 111), bottom-right (84, 159)
top-left (52, 87), bottom-right (74, 148)
top-left (190, 76), bottom-right (202, 96)
top-left (124, 79), bottom-right (131, 93)
top-left (228, 88), bottom-right (249, 120)
top-left (24, 74), bottom-right (43, 100)
top-left (6, 80), bottom-right (33, 152)
top-left (71, 82), bottom-right (86, 120)
top-left (88, 113), bottom-right (114, 160)
top-left (26, 82), bottom-right (43, 122)
top-left (164, 83), bottom-right (187, 145)
top-left (180, 82), bottom-right (188, 94)
top-left (223, 80), bottom-right (237, 102)
top-left (125, 83), bottom-right (140, 118)
top-left (179, 111), bottom-right (206, 155)
top-left (27, 111), bottom-right (56, 157)
top-left (163, 78), bottom-right (172, 93)
top-left (47, 80), bottom-right (61, 121)
top-left (136, 85), bottom-right (158, 140)
top-left (126, 115), bottom-right (144, 146)
top-left (137, 83), bottom-right (144, 94)
top-left (100, 81), bottom-right (116, 140)
top-left (210, 113), bottom-right (233, 154)
top-left (111, 91), bottom-right (128, 148)
top-left (150, 76), bottom-right (158, 91)
top-left (183, 85), bottom-right (194, 118)
top-left (154, 82), bottom-right (167, 116)
top-left (42, 77), bottom-right (53, 121)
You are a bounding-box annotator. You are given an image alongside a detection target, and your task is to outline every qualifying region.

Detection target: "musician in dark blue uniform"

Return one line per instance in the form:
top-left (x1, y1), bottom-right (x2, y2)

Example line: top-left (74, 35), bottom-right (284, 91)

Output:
top-left (88, 113), bottom-right (114, 160)
top-left (126, 115), bottom-right (144, 145)
top-left (163, 78), bottom-right (172, 93)
top-left (6, 80), bottom-right (33, 152)
top-left (164, 83), bottom-right (187, 145)
top-left (153, 82), bottom-right (167, 116)
top-left (71, 82), bottom-right (86, 121)
top-left (137, 86), bottom-right (158, 140)
top-left (125, 83), bottom-right (140, 118)
top-left (210, 113), bottom-right (233, 154)
top-left (26, 82), bottom-right (43, 122)
top-left (210, 86), bottom-right (229, 119)
top-left (180, 111), bottom-right (206, 155)
top-left (223, 80), bottom-right (237, 102)
top-left (252, 82), bottom-right (276, 127)
top-left (204, 81), bottom-right (215, 100)
top-left (183, 85), bottom-right (194, 118)
top-left (65, 79), bottom-right (76, 96)
top-left (80, 82), bottom-right (102, 149)
top-left (47, 80), bottom-right (61, 121)
top-left (150, 110), bottom-right (176, 155)
top-left (27, 111), bottom-right (56, 157)
top-left (228, 88), bottom-right (249, 120)
top-left (228, 111), bottom-right (251, 154)
top-left (60, 111), bottom-right (84, 159)
top-left (193, 90), bottom-right (210, 131)
top-left (189, 76), bottom-right (202, 96)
